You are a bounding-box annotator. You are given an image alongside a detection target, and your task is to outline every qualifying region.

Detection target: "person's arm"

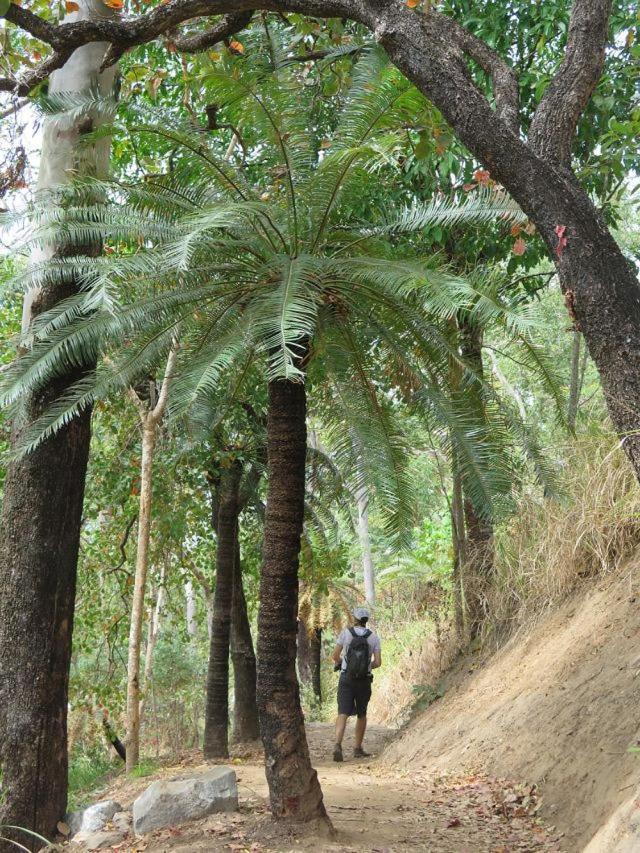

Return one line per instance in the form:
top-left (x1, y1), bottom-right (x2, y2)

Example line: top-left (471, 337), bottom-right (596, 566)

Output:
top-left (371, 635), bottom-right (382, 669)
top-left (332, 644), bottom-right (343, 666)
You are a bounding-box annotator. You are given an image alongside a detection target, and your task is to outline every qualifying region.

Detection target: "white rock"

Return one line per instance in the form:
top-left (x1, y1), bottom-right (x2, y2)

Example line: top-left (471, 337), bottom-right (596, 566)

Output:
top-left (133, 767), bottom-right (238, 835)
top-left (77, 829), bottom-right (125, 850)
top-left (67, 800), bottom-right (121, 837)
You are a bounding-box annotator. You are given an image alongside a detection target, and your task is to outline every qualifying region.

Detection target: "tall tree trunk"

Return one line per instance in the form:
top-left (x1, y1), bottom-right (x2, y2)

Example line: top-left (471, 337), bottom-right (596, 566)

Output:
top-left (309, 628), bottom-right (322, 704)
top-left (185, 579), bottom-right (198, 637)
top-left (204, 460), bottom-right (243, 759)
top-left (139, 559), bottom-right (166, 723)
top-left (458, 316), bottom-right (494, 640)
top-left (230, 532), bottom-right (260, 742)
top-left (257, 378), bottom-right (327, 823)
top-left (297, 618), bottom-right (312, 685)
top-left (125, 423), bottom-right (157, 772)
top-left (450, 457), bottom-right (467, 641)
top-left (0, 5), bottom-right (116, 846)
top-left (125, 347), bottom-right (176, 772)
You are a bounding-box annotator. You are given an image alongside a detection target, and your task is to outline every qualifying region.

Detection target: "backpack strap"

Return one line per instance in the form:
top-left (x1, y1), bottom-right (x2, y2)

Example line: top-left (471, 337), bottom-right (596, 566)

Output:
top-left (349, 627), bottom-right (358, 638)
top-left (362, 629), bottom-right (372, 638)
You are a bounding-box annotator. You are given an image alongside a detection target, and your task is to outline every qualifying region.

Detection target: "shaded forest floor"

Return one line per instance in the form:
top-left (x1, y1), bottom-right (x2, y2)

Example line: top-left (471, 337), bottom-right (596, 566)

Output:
top-left (79, 723), bottom-right (562, 852)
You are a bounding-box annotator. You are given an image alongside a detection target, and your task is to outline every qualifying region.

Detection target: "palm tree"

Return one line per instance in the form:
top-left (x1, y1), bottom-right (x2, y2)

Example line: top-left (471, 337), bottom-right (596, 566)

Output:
top-left (1, 42), bottom-right (526, 822)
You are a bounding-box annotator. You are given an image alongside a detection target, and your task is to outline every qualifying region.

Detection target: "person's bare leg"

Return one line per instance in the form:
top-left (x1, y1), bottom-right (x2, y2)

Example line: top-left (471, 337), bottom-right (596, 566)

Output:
top-left (333, 713), bottom-right (348, 762)
top-left (335, 714), bottom-right (348, 746)
top-left (355, 715), bottom-right (367, 749)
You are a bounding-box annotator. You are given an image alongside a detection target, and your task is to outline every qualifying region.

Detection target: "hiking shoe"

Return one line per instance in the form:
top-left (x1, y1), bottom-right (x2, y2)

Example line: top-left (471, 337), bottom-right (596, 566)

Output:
top-left (333, 744), bottom-right (344, 762)
top-left (353, 747), bottom-right (371, 758)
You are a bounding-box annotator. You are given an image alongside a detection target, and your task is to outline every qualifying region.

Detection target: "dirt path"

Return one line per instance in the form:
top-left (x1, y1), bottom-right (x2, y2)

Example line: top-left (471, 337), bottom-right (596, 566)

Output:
top-left (90, 722), bottom-right (563, 852)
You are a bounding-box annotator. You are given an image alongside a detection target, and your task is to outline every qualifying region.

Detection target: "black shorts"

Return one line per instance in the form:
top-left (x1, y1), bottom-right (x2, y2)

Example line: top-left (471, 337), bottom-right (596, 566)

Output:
top-left (337, 673), bottom-right (372, 718)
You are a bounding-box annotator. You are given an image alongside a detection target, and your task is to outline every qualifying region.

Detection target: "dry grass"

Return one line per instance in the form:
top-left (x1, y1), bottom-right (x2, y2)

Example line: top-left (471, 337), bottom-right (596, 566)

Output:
top-left (485, 428), bottom-right (640, 641)
top-left (368, 620), bottom-right (460, 726)
top-left (371, 429), bottom-right (640, 725)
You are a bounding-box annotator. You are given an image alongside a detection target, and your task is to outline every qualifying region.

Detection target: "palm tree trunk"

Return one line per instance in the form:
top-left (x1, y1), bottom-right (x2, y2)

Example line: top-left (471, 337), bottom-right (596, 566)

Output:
top-left (297, 618), bottom-right (312, 685)
top-left (204, 460), bottom-right (243, 758)
top-left (458, 315), bottom-right (494, 640)
top-left (230, 531), bottom-right (260, 742)
top-left (450, 457), bottom-right (467, 641)
top-left (257, 378), bottom-right (327, 822)
top-left (310, 629), bottom-right (322, 704)
top-left (0, 5), bottom-right (116, 845)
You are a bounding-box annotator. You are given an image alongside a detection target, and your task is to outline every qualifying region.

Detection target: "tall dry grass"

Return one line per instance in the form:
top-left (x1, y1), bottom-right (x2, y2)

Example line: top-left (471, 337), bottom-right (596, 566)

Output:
top-left (370, 428), bottom-right (640, 725)
top-left (486, 428), bottom-right (640, 639)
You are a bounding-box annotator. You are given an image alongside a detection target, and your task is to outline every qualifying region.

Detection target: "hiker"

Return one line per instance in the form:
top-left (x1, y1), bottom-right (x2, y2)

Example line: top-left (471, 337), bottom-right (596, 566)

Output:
top-left (331, 606), bottom-right (382, 762)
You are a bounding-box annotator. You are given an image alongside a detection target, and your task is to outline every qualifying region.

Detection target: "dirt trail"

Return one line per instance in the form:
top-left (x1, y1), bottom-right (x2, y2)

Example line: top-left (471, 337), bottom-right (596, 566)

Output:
top-left (383, 570), bottom-right (640, 852)
top-left (93, 722), bottom-right (561, 852)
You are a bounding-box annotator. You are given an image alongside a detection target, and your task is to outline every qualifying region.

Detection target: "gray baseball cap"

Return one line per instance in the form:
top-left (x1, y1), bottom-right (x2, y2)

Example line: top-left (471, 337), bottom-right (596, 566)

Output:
top-left (352, 606), bottom-right (370, 620)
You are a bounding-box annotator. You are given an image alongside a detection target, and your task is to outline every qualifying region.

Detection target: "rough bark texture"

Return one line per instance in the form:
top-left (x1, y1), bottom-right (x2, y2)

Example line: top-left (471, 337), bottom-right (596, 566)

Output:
top-left (204, 460), bottom-right (243, 759)
top-left (458, 316), bottom-right (495, 640)
top-left (230, 533), bottom-right (260, 742)
top-left (257, 379), bottom-right (327, 822)
top-left (0, 406), bottom-right (91, 852)
top-left (296, 618), bottom-right (312, 685)
top-left (310, 628), bottom-right (322, 704)
top-left (0, 4), bottom-right (116, 845)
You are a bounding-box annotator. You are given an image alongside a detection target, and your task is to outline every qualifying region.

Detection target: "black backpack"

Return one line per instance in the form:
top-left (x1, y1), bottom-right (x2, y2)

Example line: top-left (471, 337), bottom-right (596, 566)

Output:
top-left (344, 628), bottom-right (372, 680)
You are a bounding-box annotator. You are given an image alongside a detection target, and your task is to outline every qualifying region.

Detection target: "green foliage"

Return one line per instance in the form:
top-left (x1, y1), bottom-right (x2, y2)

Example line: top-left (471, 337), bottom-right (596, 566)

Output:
top-left (1, 43), bottom-right (533, 546)
top-left (68, 749), bottom-right (118, 810)
top-left (411, 682), bottom-right (445, 714)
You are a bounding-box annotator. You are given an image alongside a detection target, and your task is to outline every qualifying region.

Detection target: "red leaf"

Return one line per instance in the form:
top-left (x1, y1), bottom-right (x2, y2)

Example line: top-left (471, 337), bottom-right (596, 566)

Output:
top-left (512, 237), bottom-right (526, 256)
top-left (555, 224), bottom-right (568, 257)
top-left (473, 168), bottom-right (490, 185)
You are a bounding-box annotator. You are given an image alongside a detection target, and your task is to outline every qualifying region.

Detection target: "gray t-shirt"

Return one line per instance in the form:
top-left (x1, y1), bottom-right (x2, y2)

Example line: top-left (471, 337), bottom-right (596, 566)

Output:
top-left (337, 625), bottom-right (381, 673)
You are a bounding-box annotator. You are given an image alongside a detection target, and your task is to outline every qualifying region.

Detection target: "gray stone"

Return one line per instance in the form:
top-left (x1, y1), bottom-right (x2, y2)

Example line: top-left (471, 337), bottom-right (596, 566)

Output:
top-left (75, 829), bottom-right (125, 850)
top-left (67, 800), bottom-right (122, 837)
top-left (133, 767), bottom-right (238, 835)
top-left (111, 810), bottom-right (132, 833)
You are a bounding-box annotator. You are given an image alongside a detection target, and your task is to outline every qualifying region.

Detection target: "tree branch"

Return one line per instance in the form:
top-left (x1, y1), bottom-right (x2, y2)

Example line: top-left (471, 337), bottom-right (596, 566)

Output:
top-left (429, 10), bottom-right (520, 133)
top-left (149, 341), bottom-right (179, 425)
top-left (0, 1), bottom-right (365, 94)
top-left (529, 0), bottom-right (612, 166)
top-left (174, 10), bottom-right (254, 52)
